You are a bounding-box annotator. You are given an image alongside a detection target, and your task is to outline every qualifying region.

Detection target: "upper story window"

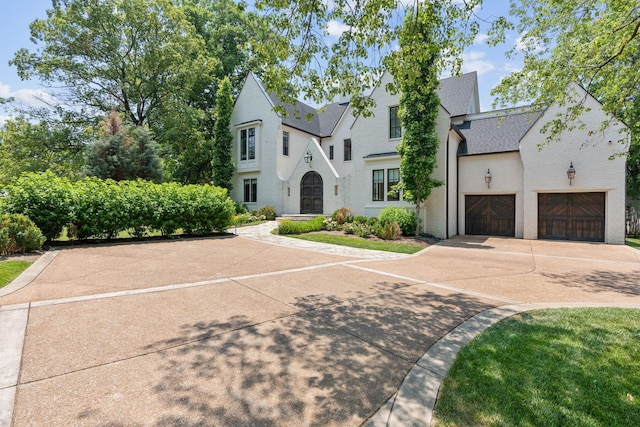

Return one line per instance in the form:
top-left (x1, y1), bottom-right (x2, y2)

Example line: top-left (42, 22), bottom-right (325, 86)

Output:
top-left (344, 138), bottom-right (352, 161)
top-left (282, 131), bottom-right (289, 156)
top-left (240, 127), bottom-right (256, 161)
top-left (329, 145), bottom-right (334, 160)
top-left (389, 106), bottom-right (401, 139)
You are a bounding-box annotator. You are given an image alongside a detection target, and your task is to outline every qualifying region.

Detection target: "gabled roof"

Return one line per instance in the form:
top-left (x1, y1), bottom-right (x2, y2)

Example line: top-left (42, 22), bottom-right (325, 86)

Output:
top-left (267, 93), bottom-right (348, 138)
top-left (456, 109), bottom-right (544, 156)
top-left (318, 102), bottom-right (350, 137)
top-left (438, 71), bottom-right (478, 116)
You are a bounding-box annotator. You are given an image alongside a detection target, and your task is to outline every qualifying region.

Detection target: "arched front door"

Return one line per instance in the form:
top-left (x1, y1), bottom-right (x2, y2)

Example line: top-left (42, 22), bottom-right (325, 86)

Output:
top-left (300, 171), bottom-right (323, 214)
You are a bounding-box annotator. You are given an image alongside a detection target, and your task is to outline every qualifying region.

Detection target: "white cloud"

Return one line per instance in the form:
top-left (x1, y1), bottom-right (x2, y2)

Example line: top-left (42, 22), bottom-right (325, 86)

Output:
top-left (461, 51), bottom-right (496, 76)
top-left (0, 82), bottom-right (57, 108)
top-left (514, 32), bottom-right (544, 53)
top-left (326, 20), bottom-right (350, 38)
top-left (504, 61), bottom-right (522, 73)
top-left (473, 33), bottom-right (489, 45)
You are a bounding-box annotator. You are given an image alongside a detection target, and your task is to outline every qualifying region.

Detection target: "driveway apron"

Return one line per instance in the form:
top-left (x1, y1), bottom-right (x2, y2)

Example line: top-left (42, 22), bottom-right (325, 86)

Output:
top-left (1, 227), bottom-right (639, 426)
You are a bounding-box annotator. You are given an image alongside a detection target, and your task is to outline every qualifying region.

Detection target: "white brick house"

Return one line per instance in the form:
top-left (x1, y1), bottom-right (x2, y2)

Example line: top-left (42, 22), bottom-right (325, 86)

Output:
top-left (229, 72), bottom-right (629, 243)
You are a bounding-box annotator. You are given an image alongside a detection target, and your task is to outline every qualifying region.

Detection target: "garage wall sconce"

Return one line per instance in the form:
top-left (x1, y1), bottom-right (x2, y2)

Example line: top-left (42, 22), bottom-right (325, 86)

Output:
top-left (304, 150), bottom-right (313, 164)
top-left (484, 169), bottom-right (492, 188)
top-left (567, 162), bottom-right (576, 185)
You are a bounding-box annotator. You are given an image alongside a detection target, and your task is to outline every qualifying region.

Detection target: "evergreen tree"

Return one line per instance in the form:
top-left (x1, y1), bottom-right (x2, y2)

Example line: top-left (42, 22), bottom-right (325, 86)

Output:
top-left (85, 111), bottom-right (162, 181)
top-left (85, 112), bottom-right (133, 181)
top-left (129, 127), bottom-right (163, 183)
top-left (212, 77), bottom-right (234, 190)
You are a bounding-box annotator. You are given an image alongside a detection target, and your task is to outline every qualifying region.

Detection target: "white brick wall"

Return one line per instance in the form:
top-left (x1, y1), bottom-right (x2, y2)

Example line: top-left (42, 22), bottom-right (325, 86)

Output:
top-left (520, 83), bottom-right (628, 244)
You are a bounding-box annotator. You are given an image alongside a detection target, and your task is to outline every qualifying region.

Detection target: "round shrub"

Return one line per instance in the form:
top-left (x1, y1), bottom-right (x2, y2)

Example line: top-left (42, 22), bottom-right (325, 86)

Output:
top-left (0, 213), bottom-right (46, 254)
top-left (377, 206), bottom-right (417, 236)
top-left (258, 205), bottom-right (277, 220)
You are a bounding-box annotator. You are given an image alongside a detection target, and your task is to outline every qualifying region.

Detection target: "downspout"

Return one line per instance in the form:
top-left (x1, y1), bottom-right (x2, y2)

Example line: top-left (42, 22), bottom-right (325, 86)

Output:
top-left (445, 134), bottom-right (449, 239)
top-left (455, 129), bottom-right (460, 237)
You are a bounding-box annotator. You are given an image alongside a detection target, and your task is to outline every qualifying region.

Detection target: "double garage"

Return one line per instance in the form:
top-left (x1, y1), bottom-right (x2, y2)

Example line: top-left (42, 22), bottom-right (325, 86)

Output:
top-left (465, 192), bottom-right (605, 242)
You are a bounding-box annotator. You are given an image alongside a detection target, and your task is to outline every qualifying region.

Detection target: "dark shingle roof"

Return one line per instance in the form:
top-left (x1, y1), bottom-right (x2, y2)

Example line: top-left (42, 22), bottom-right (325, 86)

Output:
top-left (268, 93), bottom-right (348, 138)
top-left (438, 72), bottom-right (478, 116)
top-left (456, 110), bottom-right (544, 155)
top-left (263, 71), bottom-right (478, 137)
top-left (318, 102), bottom-right (349, 137)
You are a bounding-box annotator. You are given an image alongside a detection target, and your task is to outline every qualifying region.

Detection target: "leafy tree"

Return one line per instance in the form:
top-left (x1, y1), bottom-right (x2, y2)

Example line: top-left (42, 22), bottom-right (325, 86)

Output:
top-left (626, 98), bottom-right (640, 199)
top-left (490, 0), bottom-right (638, 146)
top-left (212, 77), bottom-right (234, 190)
top-left (252, 0), bottom-right (496, 116)
top-left (0, 115), bottom-right (86, 185)
top-left (388, 2), bottom-right (444, 236)
top-left (9, 0), bottom-right (231, 183)
top-left (11, 0), bottom-right (214, 127)
top-left (160, 0), bottom-right (263, 183)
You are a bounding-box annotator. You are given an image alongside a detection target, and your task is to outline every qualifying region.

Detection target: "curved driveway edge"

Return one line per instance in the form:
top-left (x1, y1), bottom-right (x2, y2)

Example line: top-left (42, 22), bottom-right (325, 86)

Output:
top-left (0, 251), bottom-right (59, 298)
top-left (365, 301), bottom-right (640, 427)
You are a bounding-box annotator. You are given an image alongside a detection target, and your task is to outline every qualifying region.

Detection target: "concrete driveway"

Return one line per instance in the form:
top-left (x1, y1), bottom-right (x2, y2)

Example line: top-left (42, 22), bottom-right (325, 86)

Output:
top-left (1, 228), bottom-right (639, 426)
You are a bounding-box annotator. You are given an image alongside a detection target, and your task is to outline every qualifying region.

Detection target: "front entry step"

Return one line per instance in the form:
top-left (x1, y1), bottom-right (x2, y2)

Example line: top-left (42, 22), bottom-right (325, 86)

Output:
top-left (277, 214), bottom-right (326, 222)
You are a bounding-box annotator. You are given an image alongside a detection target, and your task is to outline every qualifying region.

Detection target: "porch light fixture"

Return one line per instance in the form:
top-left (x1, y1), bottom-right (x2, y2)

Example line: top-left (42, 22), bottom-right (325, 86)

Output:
top-left (304, 150), bottom-right (313, 164)
top-left (484, 169), bottom-right (492, 188)
top-left (567, 162), bottom-right (576, 185)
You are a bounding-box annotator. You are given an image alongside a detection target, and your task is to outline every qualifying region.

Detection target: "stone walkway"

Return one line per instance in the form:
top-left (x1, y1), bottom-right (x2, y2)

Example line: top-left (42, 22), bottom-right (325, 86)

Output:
top-left (232, 221), bottom-right (415, 260)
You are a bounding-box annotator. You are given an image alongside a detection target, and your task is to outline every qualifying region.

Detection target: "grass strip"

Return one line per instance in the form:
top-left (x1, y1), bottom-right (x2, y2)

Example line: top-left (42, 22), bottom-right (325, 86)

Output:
top-left (627, 237), bottom-right (640, 250)
top-left (433, 308), bottom-right (640, 427)
top-left (288, 233), bottom-right (423, 254)
top-left (0, 260), bottom-right (32, 289)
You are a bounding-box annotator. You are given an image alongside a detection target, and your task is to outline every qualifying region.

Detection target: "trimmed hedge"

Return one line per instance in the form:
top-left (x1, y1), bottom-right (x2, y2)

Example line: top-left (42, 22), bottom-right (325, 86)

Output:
top-left (1, 171), bottom-right (73, 241)
top-left (2, 172), bottom-right (235, 240)
top-left (277, 216), bottom-right (325, 234)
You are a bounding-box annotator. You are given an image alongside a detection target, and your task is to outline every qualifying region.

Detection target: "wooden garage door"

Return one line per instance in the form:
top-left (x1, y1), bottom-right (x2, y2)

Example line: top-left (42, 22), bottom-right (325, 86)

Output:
top-left (465, 195), bottom-right (516, 237)
top-left (538, 192), bottom-right (605, 242)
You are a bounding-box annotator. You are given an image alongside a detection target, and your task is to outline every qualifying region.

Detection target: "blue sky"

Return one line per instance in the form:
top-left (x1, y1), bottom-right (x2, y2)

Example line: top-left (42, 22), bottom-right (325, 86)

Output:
top-left (0, 0), bottom-right (525, 122)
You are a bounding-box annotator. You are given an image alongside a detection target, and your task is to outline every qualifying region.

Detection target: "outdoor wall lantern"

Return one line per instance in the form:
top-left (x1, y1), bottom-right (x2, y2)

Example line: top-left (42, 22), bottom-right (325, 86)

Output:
top-left (567, 162), bottom-right (576, 185)
top-left (304, 150), bottom-right (313, 164)
top-left (484, 169), bottom-right (492, 188)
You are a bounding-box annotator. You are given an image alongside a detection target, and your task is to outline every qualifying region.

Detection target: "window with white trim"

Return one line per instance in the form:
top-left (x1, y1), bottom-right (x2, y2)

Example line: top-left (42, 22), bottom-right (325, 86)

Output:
top-left (329, 145), bottom-right (334, 160)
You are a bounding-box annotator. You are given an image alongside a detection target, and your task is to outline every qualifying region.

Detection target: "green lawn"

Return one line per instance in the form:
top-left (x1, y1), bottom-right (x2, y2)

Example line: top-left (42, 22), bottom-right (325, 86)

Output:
top-left (289, 233), bottom-right (424, 254)
top-left (433, 308), bottom-right (640, 427)
top-left (0, 260), bottom-right (32, 289)
top-left (627, 236), bottom-right (640, 250)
